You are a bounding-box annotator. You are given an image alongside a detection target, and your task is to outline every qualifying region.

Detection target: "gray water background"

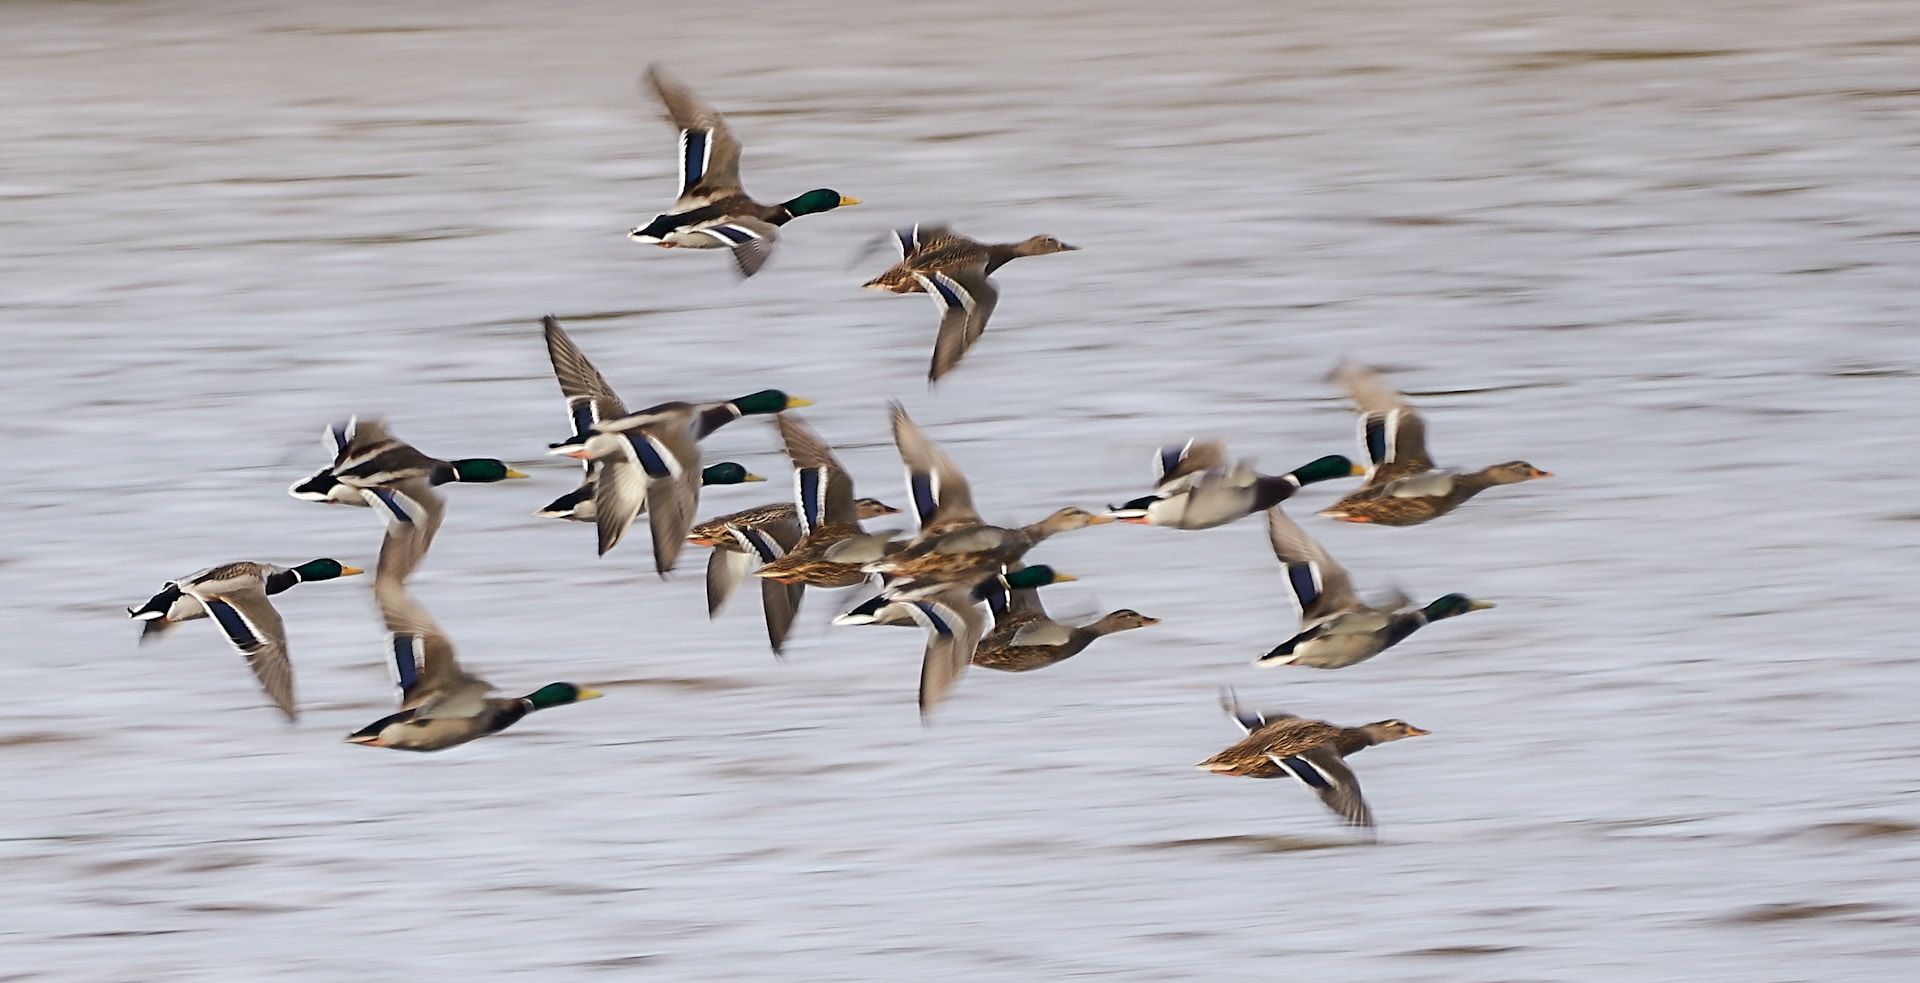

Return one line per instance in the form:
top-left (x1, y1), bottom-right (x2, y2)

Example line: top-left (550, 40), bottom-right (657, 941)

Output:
top-left (3, 1), bottom-right (1920, 979)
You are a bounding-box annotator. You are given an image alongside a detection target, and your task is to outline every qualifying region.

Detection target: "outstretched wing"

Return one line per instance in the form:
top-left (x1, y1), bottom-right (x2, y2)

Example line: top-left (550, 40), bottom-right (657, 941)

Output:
top-left (375, 571), bottom-right (489, 714)
top-left (1331, 361), bottom-right (1435, 488)
top-left (1154, 439), bottom-right (1230, 491)
top-left (919, 267), bottom-right (1000, 383)
top-left (369, 479), bottom-right (446, 585)
top-left (687, 218), bottom-right (781, 277)
top-left (186, 584), bottom-right (296, 722)
top-left (1264, 506), bottom-right (1359, 622)
top-left (1219, 687), bottom-right (1299, 735)
top-left (1270, 745), bottom-right (1375, 830)
top-left (645, 427), bottom-right (703, 576)
top-left (906, 590), bottom-right (986, 720)
top-left (777, 413), bottom-right (858, 532)
top-left (888, 402), bottom-right (981, 534)
top-left (543, 316), bottom-right (627, 436)
top-left (645, 64), bottom-right (745, 205)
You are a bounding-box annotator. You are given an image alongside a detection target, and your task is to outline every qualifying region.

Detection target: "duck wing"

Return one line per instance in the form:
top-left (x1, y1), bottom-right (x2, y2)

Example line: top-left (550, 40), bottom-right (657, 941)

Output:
top-left (645, 64), bottom-right (744, 206)
top-left (1269, 744), bottom-right (1374, 830)
top-left (369, 479), bottom-right (446, 584)
top-left (1331, 361), bottom-right (1435, 488)
top-left (919, 265), bottom-right (1000, 383)
top-left (376, 572), bottom-right (491, 716)
top-left (182, 580), bottom-right (296, 722)
top-left (543, 316), bottom-right (627, 438)
top-left (778, 413), bottom-right (858, 533)
top-left (1265, 506), bottom-right (1360, 623)
top-left (888, 402), bottom-right (981, 534)
top-left (905, 590), bottom-right (986, 720)
top-left (1153, 438), bottom-right (1230, 491)
top-left (1219, 687), bottom-right (1300, 735)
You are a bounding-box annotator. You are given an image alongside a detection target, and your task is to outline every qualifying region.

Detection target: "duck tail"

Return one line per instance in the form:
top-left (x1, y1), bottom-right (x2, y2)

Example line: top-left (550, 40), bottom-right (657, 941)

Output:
top-left (288, 468), bottom-right (341, 502)
top-left (1253, 638), bottom-right (1300, 667)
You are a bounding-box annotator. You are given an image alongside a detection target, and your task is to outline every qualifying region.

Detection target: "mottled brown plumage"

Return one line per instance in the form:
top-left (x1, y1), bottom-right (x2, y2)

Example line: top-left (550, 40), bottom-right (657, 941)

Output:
top-left (690, 498), bottom-right (899, 549)
top-left (1199, 690), bottom-right (1428, 832)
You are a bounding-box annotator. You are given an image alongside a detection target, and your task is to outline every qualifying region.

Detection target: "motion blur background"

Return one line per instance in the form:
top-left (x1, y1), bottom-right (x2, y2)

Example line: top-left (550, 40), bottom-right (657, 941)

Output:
top-left (3, 1), bottom-right (1918, 979)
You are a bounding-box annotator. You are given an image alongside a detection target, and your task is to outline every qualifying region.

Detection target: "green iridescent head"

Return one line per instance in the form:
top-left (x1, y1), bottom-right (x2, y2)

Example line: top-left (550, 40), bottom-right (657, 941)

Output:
top-left (781, 189), bottom-right (860, 217)
top-left (523, 682), bottom-right (603, 710)
top-left (450, 458), bottom-right (529, 483)
top-left (1290, 454), bottom-right (1365, 485)
top-left (291, 558), bottom-right (364, 582)
top-left (728, 390), bottom-right (812, 416)
top-left (1002, 565), bottom-right (1077, 590)
top-left (701, 462), bottom-right (766, 485)
top-left (1422, 593), bottom-right (1495, 621)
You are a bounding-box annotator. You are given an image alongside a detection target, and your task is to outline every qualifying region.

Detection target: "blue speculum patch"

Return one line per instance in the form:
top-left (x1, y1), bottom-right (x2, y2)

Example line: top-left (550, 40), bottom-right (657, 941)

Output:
top-left (1365, 417), bottom-right (1389, 465)
top-left (798, 468), bottom-right (825, 529)
top-left (1281, 757), bottom-right (1329, 789)
top-left (682, 129), bottom-right (707, 192)
top-left (745, 529), bottom-right (781, 563)
top-left (930, 276), bottom-right (965, 309)
top-left (1285, 563), bottom-right (1320, 609)
top-left (915, 602), bottom-right (953, 636)
top-left (391, 635), bottom-right (421, 689)
top-left (910, 473), bottom-right (937, 524)
top-left (206, 600), bottom-right (260, 651)
top-left (626, 433), bottom-right (673, 478)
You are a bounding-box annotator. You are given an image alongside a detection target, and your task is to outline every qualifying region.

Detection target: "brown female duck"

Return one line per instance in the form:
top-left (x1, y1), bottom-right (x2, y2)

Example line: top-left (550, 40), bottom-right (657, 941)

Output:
top-left (1319, 361), bottom-right (1549, 526)
top-left (1199, 689), bottom-right (1428, 833)
top-left (861, 224), bottom-right (1078, 381)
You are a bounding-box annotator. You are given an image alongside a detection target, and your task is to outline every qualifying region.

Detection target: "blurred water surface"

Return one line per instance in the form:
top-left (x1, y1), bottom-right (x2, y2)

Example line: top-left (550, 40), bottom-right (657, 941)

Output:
top-left (3, 1), bottom-right (1920, 979)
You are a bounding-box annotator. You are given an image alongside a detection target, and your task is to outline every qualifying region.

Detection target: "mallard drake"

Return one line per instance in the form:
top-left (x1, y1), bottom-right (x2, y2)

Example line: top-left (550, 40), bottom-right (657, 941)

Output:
top-left (538, 315), bottom-right (768, 521)
top-left (543, 315), bottom-right (799, 565)
top-left (288, 417), bottom-right (526, 508)
top-left (627, 64), bottom-right (858, 277)
top-left (865, 403), bottom-right (1110, 593)
top-left (970, 568), bottom-right (1159, 672)
top-left (535, 462), bottom-right (764, 522)
top-left (833, 563), bottom-right (1075, 627)
top-left (860, 224), bottom-right (1077, 381)
top-left (751, 414), bottom-right (894, 590)
top-left (1198, 688), bottom-right (1428, 833)
top-left (127, 559), bottom-right (363, 720)
top-left (1318, 362), bottom-right (1549, 526)
top-left (1256, 506), bottom-right (1492, 669)
top-left (346, 569), bottom-right (600, 752)
top-left (1108, 439), bottom-right (1361, 529)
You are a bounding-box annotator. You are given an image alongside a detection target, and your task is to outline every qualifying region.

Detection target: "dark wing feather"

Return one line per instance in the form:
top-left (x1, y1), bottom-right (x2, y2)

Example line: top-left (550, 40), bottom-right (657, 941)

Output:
top-left (777, 414), bottom-right (857, 528)
top-left (888, 402), bottom-right (980, 533)
top-left (1155, 439), bottom-right (1230, 488)
top-left (920, 267), bottom-right (1000, 383)
top-left (909, 590), bottom-right (986, 720)
top-left (645, 64), bottom-right (744, 202)
top-left (688, 219), bottom-right (780, 277)
top-left (1277, 746), bottom-right (1375, 829)
top-left (193, 587), bottom-right (295, 722)
top-left (543, 316), bottom-right (627, 427)
top-left (1264, 506), bottom-right (1359, 620)
top-left (1332, 362), bottom-right (1435, 487)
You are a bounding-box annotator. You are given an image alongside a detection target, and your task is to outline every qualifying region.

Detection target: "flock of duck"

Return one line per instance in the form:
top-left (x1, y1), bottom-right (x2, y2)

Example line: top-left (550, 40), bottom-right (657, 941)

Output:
top-left (126, 66), bottom-right (1549, 837)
